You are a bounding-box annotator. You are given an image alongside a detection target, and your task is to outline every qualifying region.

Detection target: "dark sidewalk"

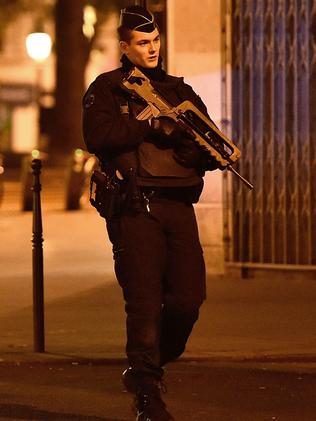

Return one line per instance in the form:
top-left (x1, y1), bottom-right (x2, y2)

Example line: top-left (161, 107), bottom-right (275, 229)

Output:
top-left (1, 209), bottom-right (316, 361)
top-left (1, 185), bottom-right (316, 420)
top-left (1, 359), bottom-right (316, 421)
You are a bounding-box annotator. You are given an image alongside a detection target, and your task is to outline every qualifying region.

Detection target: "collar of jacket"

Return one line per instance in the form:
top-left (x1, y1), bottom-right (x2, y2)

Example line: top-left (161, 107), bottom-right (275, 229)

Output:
top-left (120, 54), bottom-right (166, 82)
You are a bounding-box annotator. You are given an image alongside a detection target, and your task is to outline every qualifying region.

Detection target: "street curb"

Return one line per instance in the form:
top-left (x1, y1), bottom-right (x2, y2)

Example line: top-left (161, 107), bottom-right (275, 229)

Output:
top-left (1, 351), bottom-right (316, 366)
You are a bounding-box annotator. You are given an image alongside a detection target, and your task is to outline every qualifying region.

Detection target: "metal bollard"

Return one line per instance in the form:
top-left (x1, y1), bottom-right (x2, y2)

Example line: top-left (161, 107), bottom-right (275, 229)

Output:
top-left (22, 150), bottom-right (48, 211)
top-left (21, 155), bottom-right (33, 211)
top-left (31, 159), bottom-right (45, 353)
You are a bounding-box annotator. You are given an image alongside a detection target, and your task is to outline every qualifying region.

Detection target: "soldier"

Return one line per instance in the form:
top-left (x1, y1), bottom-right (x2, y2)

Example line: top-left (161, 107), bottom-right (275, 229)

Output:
top-left (83, 5), bottom-right (218, 421)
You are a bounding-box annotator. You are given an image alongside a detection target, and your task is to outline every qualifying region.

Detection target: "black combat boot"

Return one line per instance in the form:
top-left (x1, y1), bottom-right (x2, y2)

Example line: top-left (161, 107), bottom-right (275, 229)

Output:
top-left (122, 368), bottom-right (175, 421)
top-left (134, 386), bottom-right (175, 421)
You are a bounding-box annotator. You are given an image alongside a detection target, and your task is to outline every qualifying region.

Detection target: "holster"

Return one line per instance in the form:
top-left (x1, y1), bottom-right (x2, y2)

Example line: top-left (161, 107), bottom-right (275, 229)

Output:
top-left (89, 170), bottom-right (122, 219)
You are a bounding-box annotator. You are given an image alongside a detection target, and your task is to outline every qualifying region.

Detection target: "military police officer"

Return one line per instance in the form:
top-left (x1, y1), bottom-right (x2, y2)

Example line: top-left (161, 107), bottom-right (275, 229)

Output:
top-left (83, 6), bottom-right (217, 421)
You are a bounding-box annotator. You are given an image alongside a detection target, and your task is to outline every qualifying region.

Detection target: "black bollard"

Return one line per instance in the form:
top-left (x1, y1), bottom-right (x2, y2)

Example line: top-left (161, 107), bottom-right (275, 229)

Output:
top-left (21, 155), bottom-right (33, 211)
top-left (31, 159), bottom-right (45, 353)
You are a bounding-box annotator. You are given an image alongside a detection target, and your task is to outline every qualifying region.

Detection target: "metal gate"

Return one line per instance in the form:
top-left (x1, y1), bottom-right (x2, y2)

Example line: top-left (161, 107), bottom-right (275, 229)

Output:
top-left (222, 0), bottom-right (316, 269)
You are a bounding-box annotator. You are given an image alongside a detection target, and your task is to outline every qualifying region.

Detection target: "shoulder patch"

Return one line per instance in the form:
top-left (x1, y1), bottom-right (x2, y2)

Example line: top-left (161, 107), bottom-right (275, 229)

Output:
top-left (84, 93), bottom-right (95, 109)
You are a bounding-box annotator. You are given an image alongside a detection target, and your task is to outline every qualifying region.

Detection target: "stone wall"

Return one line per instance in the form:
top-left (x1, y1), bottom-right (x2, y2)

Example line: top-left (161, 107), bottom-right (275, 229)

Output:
top-left (167, 0), bottom-right (224, 274)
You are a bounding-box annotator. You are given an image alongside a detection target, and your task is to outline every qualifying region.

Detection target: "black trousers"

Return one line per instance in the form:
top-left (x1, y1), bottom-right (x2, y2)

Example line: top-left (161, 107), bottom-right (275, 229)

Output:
top-left (106, 199), bottom-right (206, 379)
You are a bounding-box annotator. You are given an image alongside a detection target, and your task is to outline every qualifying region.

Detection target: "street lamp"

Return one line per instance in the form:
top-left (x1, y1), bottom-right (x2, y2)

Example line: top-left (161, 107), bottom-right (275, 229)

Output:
top-left (25, 26), bottom-right (52, 97)
top-left (25, 31), bottom-right (52, 63)
top-left (25, 24), bottom-right (52, 120)
top-left (22, 27), bottom-right (52, 211)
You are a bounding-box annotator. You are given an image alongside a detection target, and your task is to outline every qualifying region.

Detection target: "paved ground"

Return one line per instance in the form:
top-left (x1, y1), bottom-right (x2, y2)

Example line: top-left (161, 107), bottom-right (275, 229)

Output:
top-left (1, 360), bottom-right (316, 421)
top-left (2, 207), bottom-right (316, 361)
top-left (1, 170), bottom-right (316, 420)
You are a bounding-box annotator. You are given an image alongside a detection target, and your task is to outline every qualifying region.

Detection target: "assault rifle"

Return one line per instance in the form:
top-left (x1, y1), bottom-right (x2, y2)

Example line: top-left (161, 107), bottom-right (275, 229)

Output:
top-left (122, 67), bottom-right (253, 190)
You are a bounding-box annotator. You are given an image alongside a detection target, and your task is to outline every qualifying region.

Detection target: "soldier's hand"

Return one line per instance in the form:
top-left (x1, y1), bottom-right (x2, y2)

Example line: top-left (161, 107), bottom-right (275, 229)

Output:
top-left (173, 138), bottom-right (201, 168)
top-left (149, 116), bottom-right (183, 146)
top-left (173, 138), bottom-right (221, 171)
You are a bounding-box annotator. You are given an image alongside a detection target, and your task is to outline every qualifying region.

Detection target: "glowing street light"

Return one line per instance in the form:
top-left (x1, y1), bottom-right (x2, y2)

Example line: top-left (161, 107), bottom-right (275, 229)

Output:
top-left (25, 31), bottom-right (52, 63)
top-left (24, 27), bottom-right (52, 155)
top-left (83, 5), bottom-right (97, 40)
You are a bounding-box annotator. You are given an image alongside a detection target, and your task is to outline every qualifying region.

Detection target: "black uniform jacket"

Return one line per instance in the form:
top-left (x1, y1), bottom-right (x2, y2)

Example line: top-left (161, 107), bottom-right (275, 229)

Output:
top-left (82, 58), bottom-right (213, 189)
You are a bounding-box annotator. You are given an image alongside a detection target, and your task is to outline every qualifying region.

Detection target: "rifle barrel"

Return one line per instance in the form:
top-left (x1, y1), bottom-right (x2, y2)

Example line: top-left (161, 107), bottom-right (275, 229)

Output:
top-left (227, 165), bottom-right (254, 190)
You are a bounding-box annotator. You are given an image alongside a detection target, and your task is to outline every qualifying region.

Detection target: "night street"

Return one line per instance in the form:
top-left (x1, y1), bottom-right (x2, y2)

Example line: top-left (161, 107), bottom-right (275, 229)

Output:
top-left (2, 206), bottom-right (316, 420)
top-left (1, 1), bottom-right (316, 420)
top-left (0, 360), bottom-right (316, 421)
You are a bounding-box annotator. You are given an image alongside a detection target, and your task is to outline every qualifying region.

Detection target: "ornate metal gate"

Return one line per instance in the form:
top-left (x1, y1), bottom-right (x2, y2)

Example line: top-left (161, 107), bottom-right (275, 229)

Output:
top-left (223, 0), bottom-right (316, 269)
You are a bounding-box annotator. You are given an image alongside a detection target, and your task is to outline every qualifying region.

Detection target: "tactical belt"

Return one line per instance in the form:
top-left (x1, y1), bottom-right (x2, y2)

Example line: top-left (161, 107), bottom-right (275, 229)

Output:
top-left (140, 186), bottom-right (198, 204)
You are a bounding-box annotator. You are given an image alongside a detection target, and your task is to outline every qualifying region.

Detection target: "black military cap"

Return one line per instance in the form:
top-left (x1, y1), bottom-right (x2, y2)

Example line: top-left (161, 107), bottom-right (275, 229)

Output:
top-left (119, 5), bottom-right (157, 33)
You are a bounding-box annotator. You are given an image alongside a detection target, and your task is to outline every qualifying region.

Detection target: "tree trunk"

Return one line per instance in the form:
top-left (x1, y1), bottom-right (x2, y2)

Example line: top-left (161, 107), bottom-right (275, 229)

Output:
top-left (51, 0), bottom-right (89, 160)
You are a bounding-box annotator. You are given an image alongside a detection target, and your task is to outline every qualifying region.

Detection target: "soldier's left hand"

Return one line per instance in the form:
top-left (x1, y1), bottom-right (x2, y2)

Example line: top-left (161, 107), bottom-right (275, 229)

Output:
top-left (172, 138), bottom-right (202, 168)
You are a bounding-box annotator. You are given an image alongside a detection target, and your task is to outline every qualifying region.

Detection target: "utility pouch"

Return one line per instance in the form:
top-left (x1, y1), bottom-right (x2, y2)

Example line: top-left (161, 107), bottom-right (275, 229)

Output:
top-left (89, 170), bottom-right (122, 219)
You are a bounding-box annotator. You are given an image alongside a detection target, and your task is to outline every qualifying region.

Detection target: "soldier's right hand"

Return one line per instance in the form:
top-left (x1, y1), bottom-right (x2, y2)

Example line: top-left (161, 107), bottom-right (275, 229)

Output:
top-left (149, 116), bottom-right (183, 146)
